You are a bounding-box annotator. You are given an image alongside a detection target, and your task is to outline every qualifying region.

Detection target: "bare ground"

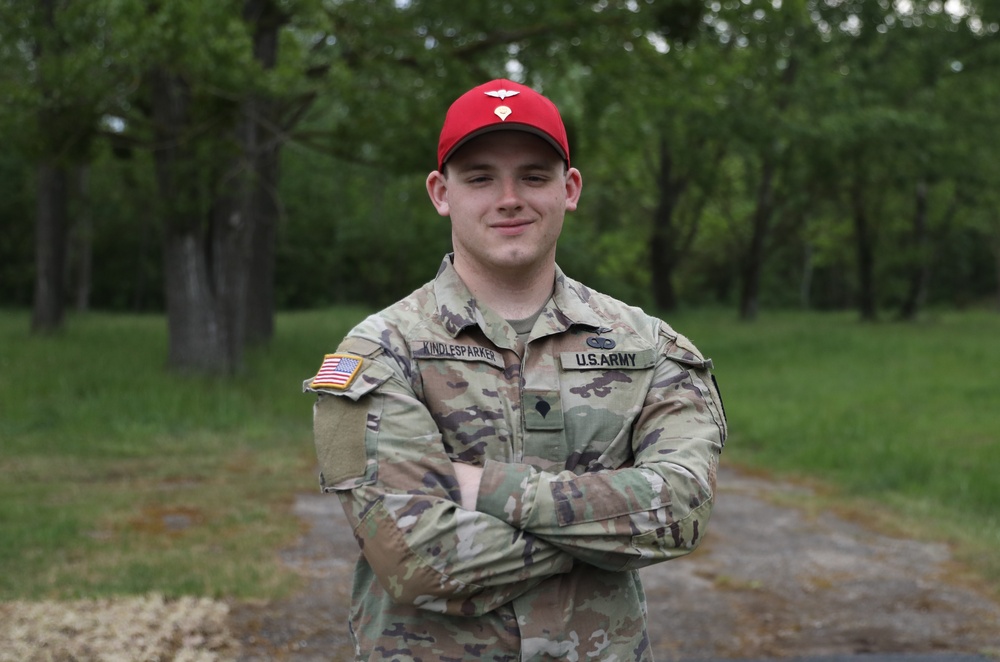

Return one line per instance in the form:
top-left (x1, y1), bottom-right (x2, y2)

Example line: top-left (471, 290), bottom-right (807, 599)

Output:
top-left (228, 467), bottom-right (1000, 661)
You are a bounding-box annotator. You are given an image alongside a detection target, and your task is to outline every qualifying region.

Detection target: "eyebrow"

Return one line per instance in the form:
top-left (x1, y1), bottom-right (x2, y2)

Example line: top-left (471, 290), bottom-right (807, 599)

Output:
top-left (452, 161), bottom-right (561, 174)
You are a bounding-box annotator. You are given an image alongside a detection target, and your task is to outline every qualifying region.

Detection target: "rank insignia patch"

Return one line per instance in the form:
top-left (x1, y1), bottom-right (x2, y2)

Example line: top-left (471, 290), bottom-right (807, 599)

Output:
top-left (311, 353), bottom-right (363, 390)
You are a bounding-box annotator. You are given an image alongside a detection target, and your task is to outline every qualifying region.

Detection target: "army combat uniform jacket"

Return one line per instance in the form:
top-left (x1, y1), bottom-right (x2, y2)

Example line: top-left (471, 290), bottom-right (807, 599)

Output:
top-left (304, 255), bottom-right (727, 661)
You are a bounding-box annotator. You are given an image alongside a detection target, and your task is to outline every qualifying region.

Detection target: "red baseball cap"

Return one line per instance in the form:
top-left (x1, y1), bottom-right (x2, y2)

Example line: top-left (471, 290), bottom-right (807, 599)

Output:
top-left (436, 79), bottom-right (570, 170)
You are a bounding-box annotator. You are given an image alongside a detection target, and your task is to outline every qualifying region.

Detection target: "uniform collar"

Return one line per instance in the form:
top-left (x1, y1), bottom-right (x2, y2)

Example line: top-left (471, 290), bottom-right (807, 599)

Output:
top-left (432, 254), bottom-right (607, 345)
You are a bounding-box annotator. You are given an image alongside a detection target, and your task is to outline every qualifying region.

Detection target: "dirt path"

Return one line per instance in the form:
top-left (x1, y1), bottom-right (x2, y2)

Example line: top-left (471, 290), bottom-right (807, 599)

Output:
top-left (228, 467), bottom-right (1000, 660)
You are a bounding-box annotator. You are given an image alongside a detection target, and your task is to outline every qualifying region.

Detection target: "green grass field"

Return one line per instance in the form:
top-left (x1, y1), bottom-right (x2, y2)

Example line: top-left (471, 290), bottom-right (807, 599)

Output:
top-left (683, 308), bottom-right (1000, 590)
top-left (1, 307), bottom-right (998, 600)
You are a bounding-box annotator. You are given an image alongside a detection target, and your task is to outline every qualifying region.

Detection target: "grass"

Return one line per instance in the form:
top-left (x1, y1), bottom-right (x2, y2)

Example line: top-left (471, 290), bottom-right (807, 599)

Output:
top-left (669, 307), bottom-right (1000, 594)
top-left (1, 306), bottom-right (999, 600)
top-left (0, 307), bottom-right (369, 600)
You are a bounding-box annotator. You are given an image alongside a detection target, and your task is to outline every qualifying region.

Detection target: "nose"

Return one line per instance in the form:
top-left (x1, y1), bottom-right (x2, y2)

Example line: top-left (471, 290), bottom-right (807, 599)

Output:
top-left (497, 177), bottom-right (523, 213)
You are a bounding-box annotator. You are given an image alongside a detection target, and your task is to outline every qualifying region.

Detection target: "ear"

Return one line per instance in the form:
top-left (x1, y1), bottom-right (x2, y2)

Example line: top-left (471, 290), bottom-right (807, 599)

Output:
top-left (564, 167), bottom-right (583, 212)
top-left (426, 170), bottom-right (450, 217)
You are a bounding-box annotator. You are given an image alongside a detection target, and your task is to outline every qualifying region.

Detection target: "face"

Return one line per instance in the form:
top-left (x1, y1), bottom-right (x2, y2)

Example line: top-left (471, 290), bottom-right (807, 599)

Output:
top-left (426, 131), bottom-right (582, 279)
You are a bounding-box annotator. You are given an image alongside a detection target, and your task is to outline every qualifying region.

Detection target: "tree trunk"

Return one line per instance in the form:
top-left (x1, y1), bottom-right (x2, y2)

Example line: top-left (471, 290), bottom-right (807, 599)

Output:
top-left (151, 1), bottom-right (289, 373)
top-left (738, 155), bottom-right (777, 321)
top-left (71, 166), bottom-right (93, 312)
top-left (162, 231), bottom-right (226, 372)
top-left (151, 69), bottom-right (254, 375)
top-left (243, 0), bottom-right (283, 344)
top-left (898, 180), bottom-right (930, 321)
top-left (850, 177), bottom-right (878, 322)
top-left (157, 173), bottom-right (254, 375)
top-left (800, 241), bottom-right (813, 309)
top-left (152, 69), bottom-right (220, 371)
top-left (649, 136), bottom-right (685, 313)
top-left (737, 57), bottom-right (797, 322)
top-left (210, 162), bottom-right (255, 372)
top-left (31, 0), bottom-right (70, 333)
top-left (31, 161), bottom-right (69, 333)
top-left (244, 155), bottom-right (277, 345)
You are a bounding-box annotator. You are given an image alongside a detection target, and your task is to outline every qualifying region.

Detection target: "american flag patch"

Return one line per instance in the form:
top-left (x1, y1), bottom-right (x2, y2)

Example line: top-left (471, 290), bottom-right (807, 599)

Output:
top-left (310, 353), bottom-right (363, 389)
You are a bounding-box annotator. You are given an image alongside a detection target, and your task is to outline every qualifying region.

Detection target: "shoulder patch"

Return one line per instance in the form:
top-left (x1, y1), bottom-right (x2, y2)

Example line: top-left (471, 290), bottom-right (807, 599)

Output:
top-left (310, 353), bottom-right (364, 390)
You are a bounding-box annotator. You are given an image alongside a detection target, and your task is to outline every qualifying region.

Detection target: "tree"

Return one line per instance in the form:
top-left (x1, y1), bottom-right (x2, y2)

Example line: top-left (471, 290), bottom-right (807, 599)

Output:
top-left (115, 0), bottom-right (344, 373)
top-left (242, 0), bottom-right (288, 345)
top-left (528, 3), bottom-right (723, 313)
top-left (692, 0), bottom-right (817, 320)
top-left (0, 0), bottom-right (150, 328)
top-left (0, 1), bottom-right (117, 332)
top-left (943, 18), bottom-right (1000, 310)
top-left (135, 0), bottom-right (701, 373)
top-left (806, 0), bottom-right (996, 320)
top-left (5, 0), bottom-right (999, 335)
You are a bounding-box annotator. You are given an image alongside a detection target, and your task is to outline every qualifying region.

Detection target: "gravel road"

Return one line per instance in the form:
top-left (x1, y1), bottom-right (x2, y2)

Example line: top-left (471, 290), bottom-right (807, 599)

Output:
top-left (228, 467), bottom-right (1000, 660)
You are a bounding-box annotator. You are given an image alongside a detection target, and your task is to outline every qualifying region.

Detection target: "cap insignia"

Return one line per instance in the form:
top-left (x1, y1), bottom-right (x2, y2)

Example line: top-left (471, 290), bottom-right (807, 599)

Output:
top-left (494, 105), bottom-right (512, 121)
top-left (485, 89), bottom-right (520, 100)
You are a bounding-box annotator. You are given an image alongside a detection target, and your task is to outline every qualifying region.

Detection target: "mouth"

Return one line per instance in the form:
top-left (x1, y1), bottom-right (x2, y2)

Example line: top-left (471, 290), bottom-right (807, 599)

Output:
top-left (490, 219), bottom-right (534, 236)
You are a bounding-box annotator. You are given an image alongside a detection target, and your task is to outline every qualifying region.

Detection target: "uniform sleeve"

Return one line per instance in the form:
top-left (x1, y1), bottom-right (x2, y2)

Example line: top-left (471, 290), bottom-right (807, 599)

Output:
top-left (475, 327), bottom-right (726, 572)
top-left (308, 343), bottom-right (573, 617)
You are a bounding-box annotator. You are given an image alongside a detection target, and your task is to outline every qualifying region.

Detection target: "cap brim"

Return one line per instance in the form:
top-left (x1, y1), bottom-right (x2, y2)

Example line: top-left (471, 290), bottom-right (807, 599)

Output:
top-left (440, 123), bottom-right (568, 169)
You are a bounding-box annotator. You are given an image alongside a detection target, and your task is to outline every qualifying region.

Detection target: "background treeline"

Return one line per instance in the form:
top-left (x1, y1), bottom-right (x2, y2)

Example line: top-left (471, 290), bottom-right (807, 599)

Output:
top-left (2, 0), bottom-right (999, 374)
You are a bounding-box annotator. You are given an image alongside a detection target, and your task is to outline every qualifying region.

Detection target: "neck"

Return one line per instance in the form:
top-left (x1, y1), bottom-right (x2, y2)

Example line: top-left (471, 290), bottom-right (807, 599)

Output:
top-left (452, 255), bottom-right (555, 320)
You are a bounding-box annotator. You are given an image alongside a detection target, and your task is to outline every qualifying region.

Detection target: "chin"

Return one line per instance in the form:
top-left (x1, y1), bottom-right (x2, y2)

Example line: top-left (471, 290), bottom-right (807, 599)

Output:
top-left (490, 252), bottom-right (548, 273)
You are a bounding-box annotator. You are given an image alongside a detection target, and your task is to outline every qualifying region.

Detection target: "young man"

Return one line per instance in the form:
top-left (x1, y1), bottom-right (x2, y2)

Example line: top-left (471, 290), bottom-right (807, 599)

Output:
top-left (305, 79), bottom-right (727, 661)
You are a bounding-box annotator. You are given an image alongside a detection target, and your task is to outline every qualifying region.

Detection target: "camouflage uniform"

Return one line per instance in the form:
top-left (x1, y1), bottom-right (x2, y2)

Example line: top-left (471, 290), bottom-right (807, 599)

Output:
top-left (304, 255), bottom-right (727, 661)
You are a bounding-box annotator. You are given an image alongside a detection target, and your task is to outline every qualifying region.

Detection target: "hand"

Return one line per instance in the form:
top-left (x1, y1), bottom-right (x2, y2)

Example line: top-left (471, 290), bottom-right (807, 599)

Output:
top-left (452, 462), bottom-right (484, 510)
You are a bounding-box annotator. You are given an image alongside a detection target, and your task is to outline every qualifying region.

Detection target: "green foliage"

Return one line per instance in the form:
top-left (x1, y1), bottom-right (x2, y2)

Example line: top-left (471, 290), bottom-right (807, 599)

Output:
top-left (0, 0), bottom-right (135, 161)
top-left (275, 147), bottom-right (452, 308)
top-left (86, 146), bottom-right (163, 311)
top-left (1, 0), bottom-right (999, 314)
top-left (558, 221), bottom-right (654, 308)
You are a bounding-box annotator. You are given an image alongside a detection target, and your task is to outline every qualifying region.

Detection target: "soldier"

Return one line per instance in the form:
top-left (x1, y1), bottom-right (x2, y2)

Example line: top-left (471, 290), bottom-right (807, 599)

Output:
top-left (304, 79), bottom-right (727, 661)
